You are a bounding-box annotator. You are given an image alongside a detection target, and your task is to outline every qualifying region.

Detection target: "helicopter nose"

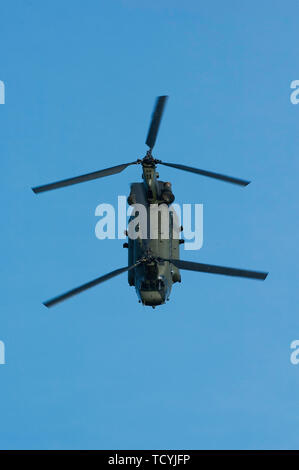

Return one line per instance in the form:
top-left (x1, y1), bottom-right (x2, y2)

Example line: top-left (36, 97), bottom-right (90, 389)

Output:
top-left (139, 290), bottom-right (165, 306)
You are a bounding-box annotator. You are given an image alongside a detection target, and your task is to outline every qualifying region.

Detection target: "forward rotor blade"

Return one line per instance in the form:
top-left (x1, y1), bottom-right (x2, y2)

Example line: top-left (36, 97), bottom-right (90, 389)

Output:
top-left (145, 96), bottom-right (168, 150)
top-left (44, 262), bottom-right (141, 308)
top-left (167, 259), bottom-right (268, 280)
top-left (159, 161), bottom-right (250, 186)
top-left (32, 161), bottom-right (137, 194)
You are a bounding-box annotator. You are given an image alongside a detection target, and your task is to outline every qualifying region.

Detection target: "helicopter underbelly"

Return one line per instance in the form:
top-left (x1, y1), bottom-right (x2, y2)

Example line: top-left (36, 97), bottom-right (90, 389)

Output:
top-left (126, 182), bottom-right (181, 306)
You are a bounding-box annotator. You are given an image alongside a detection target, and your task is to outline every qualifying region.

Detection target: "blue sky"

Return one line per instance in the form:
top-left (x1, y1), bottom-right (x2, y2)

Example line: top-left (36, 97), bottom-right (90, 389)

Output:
top-left (0, 0), bottom-right (299, 450)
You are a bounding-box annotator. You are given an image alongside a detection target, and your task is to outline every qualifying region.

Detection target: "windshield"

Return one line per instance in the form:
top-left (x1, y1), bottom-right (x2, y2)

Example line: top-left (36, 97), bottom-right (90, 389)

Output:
top-left (141, 279), bottom-right (165, 291)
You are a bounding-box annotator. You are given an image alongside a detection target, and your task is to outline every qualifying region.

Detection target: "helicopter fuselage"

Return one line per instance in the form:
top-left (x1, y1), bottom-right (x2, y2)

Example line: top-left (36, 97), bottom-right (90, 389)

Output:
top-left (126, 161), bottom-right (181, 307)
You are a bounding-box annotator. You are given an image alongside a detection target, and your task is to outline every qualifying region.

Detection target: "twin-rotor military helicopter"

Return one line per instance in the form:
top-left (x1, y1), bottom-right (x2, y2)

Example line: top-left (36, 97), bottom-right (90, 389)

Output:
top-left (32, 96), bottom-right (268, 308)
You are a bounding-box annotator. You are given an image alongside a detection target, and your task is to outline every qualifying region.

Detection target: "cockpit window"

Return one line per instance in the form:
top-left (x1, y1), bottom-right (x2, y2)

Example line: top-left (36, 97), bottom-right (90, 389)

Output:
top-left (141, 280), bottom-right (165, 291)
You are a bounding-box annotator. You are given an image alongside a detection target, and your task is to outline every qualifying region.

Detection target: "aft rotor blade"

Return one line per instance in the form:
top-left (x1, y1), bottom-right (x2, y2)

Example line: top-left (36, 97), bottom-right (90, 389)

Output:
top-left (145, 95), bottom-right (168, 150)
top-left (167, 259), bottom-right (268, 280)
top-left (32, 161), bottom-right (137, 194)
top-left (44, 262), bottom-right (141, 307)
top-left (159, 161), bottom-right (250, 186)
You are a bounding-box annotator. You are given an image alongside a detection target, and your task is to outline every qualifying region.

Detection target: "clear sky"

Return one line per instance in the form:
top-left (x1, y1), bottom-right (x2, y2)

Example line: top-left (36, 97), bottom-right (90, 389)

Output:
top-left (0, 0), bottom-right (299, 450)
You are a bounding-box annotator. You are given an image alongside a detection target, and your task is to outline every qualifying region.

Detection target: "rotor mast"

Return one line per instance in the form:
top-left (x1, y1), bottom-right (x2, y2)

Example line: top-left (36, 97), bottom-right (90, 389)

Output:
top-left (141, 151), bottom-right (159, 201)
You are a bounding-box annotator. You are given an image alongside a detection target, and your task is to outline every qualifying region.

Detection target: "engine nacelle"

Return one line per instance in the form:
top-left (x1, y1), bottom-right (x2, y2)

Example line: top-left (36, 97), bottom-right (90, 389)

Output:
top-left (161, 182), bottom-right (175, 204)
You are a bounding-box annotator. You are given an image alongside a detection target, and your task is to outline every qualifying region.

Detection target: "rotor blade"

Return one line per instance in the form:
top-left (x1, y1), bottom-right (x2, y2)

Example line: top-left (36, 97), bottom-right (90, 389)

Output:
top-left (44, 262), bottom-right (141, 308)
top-left (166, 259), bottom-right (268, 280)
top-left (32, 161), bottom-right (137, 194)
top-left (159, 161), bottom-right (250, 186)
top-left (145, 96), bottom-right (168, 150)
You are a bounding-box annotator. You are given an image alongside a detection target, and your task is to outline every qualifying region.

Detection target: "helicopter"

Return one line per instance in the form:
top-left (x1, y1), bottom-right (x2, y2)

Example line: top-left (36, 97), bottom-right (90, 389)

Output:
top-left (32, 96), bottom-right (268, 308)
